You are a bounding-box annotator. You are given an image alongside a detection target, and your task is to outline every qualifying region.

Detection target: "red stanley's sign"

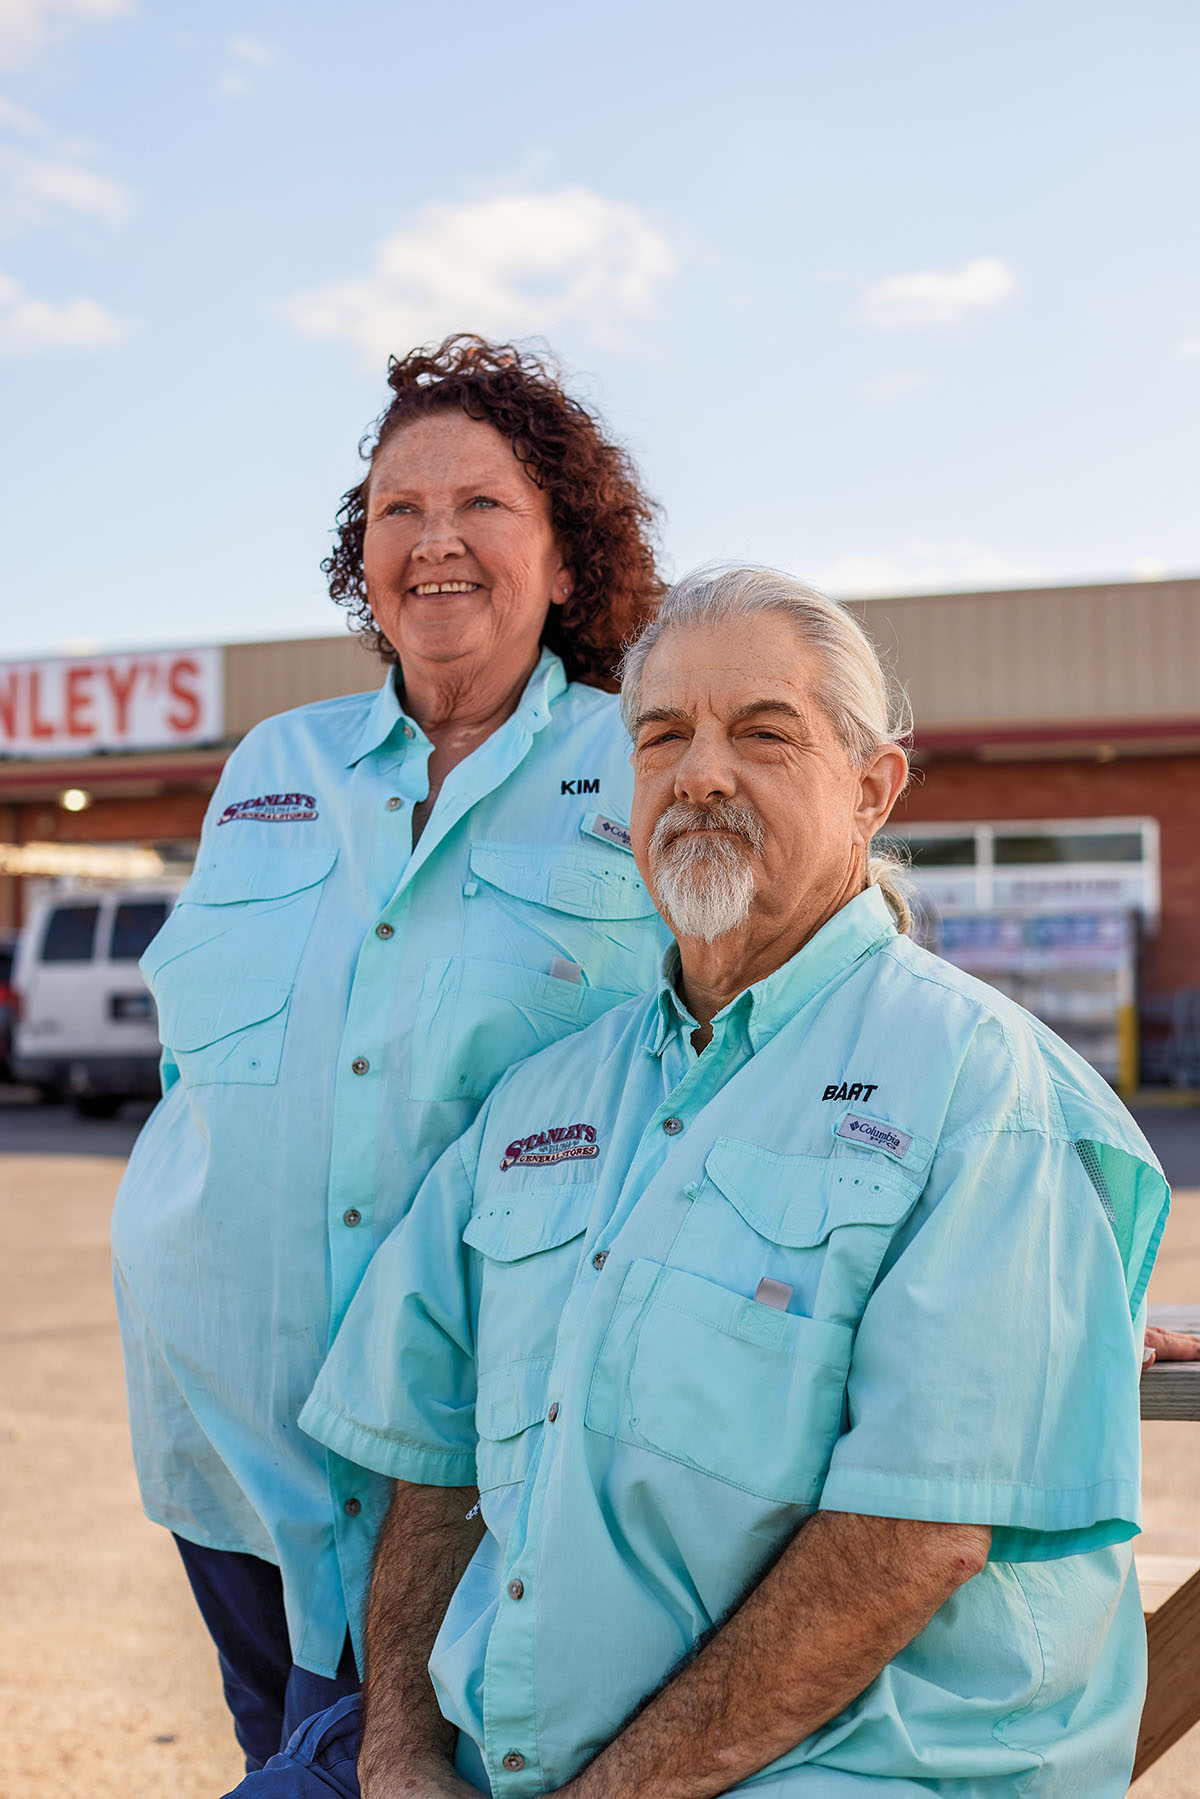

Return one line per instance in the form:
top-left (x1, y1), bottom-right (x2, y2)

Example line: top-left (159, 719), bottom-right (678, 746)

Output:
top-left (0, 648), bottom-right (224, 757)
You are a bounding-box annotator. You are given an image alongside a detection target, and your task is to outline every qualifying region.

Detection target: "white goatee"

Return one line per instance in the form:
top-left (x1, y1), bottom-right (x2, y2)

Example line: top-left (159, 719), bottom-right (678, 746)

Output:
top-left (648, 799), bottom-right (765, 943)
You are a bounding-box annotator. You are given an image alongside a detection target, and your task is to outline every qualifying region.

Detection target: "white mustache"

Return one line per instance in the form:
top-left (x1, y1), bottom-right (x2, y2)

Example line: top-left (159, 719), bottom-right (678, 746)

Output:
top-left (648, 799), bottom-right (766, 860)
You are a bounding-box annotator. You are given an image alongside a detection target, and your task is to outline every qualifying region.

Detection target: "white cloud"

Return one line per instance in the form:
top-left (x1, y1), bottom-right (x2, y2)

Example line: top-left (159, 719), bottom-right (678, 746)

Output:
top-left (1175, 332), bottom-right (1200, 359)
top-left (810, 538), bottom-right (1043, 598)
top-left (0, 0), bottom-right (132, 69)
top-left (281, 186), bottom-right (678, 364)
top-left (0, 141), bottom-right (130, 227)
top-left (0, 268), bottom-right (132, 350)
top-left (229, 35), bottom-right (275, 67)
top-left (860, 368), bottom-right (927, 402)
top-left (0, 95), bottom-right (43, 133)
top-left (218, 33), bottom-right (275, 96)
top-left (859, 256), bottom-right (1016, 331)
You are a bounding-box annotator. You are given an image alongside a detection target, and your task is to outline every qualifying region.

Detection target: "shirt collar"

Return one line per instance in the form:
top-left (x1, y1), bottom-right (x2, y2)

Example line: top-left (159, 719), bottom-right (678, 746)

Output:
top-left (646, 884), bottom-right (897, 1057)
top-left (344, 647), bottom-right (568, 768)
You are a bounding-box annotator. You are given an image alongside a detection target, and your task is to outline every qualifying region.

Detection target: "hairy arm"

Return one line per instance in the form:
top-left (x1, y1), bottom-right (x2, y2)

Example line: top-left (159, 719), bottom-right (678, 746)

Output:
top-left (359, 1480), bottom-right (485, 1799)
top-left (560, 1510), bottom-right (991, 1799)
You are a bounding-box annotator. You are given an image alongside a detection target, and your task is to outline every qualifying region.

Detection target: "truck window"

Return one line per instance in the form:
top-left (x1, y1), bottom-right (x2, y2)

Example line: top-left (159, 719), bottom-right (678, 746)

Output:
top-left (109, 900), bottom-right (169, 961)
top-left (40, 904), bottom-right (101, 962)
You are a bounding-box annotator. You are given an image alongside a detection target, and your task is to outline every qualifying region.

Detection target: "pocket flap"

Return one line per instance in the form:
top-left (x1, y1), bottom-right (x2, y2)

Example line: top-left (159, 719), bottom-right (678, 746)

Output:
top-left (156, 979), bottom-right (293, 1051)
top-left (182, 844), bottom-right (338, 905)
top-left (463, 1184), bottom-right (593, 1262)
top-left (476, 1358), bottom-right (553, 1440)
top-left (468, 842), bottom-right (657, 920)
top-left (703, 1138), bottom-right (918, 1246)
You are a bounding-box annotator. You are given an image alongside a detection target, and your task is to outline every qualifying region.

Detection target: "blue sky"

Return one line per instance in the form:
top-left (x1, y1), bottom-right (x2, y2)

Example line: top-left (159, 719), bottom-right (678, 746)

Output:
top-left (2, 0), bottom-right (1197, 657)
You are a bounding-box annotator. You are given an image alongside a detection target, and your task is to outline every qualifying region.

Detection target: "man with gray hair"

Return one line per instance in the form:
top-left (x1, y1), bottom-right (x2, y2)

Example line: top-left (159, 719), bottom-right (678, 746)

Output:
top-left (234, 568), bottom-right (1166, 1797)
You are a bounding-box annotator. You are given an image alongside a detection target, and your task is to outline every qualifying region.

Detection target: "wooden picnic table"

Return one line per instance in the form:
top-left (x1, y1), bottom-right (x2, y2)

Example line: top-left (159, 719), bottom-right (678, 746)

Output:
top-left (1134, 1305), bottom-right (1200, 1782)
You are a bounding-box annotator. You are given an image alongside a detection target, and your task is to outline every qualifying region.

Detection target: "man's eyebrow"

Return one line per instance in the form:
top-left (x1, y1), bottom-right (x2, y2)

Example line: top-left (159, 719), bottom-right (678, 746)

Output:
top-left (633, 705), bottom-right (693, 730)
top-left (727, 698), bottom-right (811, 727)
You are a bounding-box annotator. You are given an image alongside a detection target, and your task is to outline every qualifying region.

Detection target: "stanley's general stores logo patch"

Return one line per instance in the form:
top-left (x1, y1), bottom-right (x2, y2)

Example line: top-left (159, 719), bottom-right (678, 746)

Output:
top-left (217, 792), bottom-right (318, 825)
top-left (501, 1122), bottom-right (599, 1172)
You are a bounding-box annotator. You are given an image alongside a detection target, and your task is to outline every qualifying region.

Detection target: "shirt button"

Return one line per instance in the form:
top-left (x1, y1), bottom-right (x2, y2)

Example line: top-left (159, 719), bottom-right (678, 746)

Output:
top-left (501, 1753), bottom-right (525, 1772)
top-left (592, 1251), bottom-right (608, 1271)
top-left (547, 1402), bottom-right (560, 1423)
top-left (351, 1057), bottom-right (369, 1075)
top-left (663, 1116), bottom-right (684, 1135)
top-left (344, 1497), bottom-right (362, 1517)
top-left (401, 722), bottom-right (415, 740)
top-left (385, 796), bottom-right (403, 811)
top-left (375, 921), bottom-right (394, 939)
top-left (507, 1578), bottom-right (525, 1601)
top-left (343, 1208), bottom-right (361, 1227)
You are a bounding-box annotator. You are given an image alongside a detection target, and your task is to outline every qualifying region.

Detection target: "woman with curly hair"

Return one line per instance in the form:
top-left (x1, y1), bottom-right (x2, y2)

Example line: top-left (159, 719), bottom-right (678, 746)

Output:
top-left (111, 336), bottom-right (669, 1773)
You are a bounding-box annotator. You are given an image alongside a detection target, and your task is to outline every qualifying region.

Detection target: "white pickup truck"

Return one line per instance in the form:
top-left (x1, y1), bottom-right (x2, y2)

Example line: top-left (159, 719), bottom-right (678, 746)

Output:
top-left (12, 878), bottom-right (185, 1116)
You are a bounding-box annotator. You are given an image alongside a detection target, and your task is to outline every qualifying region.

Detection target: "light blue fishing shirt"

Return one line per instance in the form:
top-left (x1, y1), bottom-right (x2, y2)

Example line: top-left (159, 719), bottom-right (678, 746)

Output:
top-left (111, 650), bottom-right (665, 1676)
top-left (303, 885), bottom-right (1168, 1794)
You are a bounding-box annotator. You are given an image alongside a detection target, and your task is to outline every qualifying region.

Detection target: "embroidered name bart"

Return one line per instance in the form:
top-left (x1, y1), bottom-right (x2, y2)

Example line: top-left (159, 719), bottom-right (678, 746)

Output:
top-left (822, 1080), bottom-right (879, 1102)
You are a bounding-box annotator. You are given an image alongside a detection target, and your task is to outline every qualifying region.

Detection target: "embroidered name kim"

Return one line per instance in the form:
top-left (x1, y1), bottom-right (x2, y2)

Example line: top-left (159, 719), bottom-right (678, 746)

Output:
top-left (217, 792), bottom-right (318, 825)
top-left (501, 1122), bottom-right (599, 1171)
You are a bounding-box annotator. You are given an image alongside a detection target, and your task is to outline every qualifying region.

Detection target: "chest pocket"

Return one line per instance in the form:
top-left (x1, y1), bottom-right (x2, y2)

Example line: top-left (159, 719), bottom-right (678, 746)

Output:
top-left (464, 1182), bottom-right (594, 1493)
top-left (410, 841), bottom-right (660, 1105)
top-left (142, 843), bottom-right (337, 1089)
top-left (585, 1141), bottom-right (920, 1507)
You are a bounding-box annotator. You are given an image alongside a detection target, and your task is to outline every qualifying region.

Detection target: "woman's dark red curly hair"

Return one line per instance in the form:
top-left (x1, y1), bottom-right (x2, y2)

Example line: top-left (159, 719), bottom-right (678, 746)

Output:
top-left (322, 334), bottom-right (665, 690)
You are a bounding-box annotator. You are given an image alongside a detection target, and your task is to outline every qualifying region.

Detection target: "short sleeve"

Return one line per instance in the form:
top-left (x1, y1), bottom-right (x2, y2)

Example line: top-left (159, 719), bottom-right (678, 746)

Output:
top-left (819, 1125), bottom-right (1145, 1561)
top-left (299, 1118), bottom-right (484, 1487)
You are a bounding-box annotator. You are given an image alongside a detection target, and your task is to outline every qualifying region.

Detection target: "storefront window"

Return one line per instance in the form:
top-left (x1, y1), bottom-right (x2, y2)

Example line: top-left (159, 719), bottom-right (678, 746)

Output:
top-left (898, 834), bottom-right (977, 867)
top-left (881, 818), bottom-right (1160, 925)
top-left (993, 831), bottom-right (1145, 866)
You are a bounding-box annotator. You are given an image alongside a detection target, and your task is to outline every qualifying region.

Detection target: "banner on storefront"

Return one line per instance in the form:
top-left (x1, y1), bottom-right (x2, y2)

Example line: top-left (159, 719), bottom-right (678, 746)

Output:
top-left (0, 648), bottom-right (223, 757)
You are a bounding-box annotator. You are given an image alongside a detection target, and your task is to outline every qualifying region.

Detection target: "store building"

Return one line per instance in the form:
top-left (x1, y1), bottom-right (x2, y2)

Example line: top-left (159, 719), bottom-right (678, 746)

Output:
top-left (0, 634), bottom-right (377, 929)
top-left (1, 575), bottom-right (1197, 1084)
top-left (849, 577), bottom-right (1200, 1085)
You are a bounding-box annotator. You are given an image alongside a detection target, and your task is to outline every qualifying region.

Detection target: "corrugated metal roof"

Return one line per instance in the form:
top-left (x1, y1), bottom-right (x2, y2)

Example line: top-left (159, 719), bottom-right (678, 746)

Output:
top-left (223, 633), bottom-right (381, 737)
top-left (849, 577), bottom-right (1200, 730)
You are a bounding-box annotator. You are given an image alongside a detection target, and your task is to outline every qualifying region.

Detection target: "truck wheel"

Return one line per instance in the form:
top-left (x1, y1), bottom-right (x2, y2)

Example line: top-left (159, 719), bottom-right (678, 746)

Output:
top-left (74, 1095), bottom-right (123, 1119)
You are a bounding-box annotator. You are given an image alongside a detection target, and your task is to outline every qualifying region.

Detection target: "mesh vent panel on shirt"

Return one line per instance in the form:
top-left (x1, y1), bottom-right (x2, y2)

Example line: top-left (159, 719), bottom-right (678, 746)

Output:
top-left (1075, 1137), bottom-right (1119, 1235)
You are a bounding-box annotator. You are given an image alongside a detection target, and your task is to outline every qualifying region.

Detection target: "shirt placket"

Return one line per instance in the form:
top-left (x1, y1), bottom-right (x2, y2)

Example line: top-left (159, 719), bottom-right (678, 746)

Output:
top-left (322, 731), bottom-right (434, 1620)
top-left (328, 697), bottom-right (556, 1656)
top-left (478, 1016), bottom-right (749, 1794)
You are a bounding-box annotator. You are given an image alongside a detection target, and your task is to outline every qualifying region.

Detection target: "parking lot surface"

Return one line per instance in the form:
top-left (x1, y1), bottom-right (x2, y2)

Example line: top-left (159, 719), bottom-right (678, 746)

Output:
top-left (1, 1088), bottom-right (1199, 1795)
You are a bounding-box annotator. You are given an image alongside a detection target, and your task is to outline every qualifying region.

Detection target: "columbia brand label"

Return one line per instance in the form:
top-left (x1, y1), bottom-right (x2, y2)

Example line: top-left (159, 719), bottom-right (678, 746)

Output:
top-left (501, 1122), bottom-right (599, 1171)
top-left (837, 1114), bottom-right (912, 1159)
top-left (582, 812), bottom-right (633, 853)
top-left (218, 792), bottom-right (318, 825)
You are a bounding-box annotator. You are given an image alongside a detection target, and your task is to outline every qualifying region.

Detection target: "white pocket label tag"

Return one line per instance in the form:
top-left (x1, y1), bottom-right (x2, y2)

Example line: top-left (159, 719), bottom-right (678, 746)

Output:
top-left (582, 811), bottom-right (633, 854)
top-left (838, 1114), bottom-right (913, 1159)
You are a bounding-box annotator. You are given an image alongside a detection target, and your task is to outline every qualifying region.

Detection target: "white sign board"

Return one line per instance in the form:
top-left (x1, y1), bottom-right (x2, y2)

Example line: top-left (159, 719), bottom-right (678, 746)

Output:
top-left (0, 648), bottom-right (223, 757)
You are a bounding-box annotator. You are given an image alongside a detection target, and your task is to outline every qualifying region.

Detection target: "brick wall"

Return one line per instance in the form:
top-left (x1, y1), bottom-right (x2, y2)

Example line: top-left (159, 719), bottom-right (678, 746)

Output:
top-left (893, 754), bottom-right (1200, 997)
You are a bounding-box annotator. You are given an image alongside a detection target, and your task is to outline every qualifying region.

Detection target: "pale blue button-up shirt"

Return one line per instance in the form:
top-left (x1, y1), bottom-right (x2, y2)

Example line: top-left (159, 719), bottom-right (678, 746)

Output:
top-left (303, 885), bottom-right (1168, 1795)
top-left (111, 650), bottom-right (666, 1676)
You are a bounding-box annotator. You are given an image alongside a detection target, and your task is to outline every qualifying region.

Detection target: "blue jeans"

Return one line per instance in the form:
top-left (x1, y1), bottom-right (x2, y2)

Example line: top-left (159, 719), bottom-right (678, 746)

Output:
top-left (173, 1536), bottom-right (360, 1772)
top-left (222, 1698), bottom-right (495, 1797)
top-left (222, 1695), bottom-right (363, 1797)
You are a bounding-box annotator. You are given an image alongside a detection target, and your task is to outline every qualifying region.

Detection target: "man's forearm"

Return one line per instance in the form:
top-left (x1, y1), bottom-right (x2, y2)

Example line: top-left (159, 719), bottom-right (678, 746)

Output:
top-left (563, 1511), bottom-right (991, 1799)
top-left (359, 1479), bottom-right (484, 1799)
